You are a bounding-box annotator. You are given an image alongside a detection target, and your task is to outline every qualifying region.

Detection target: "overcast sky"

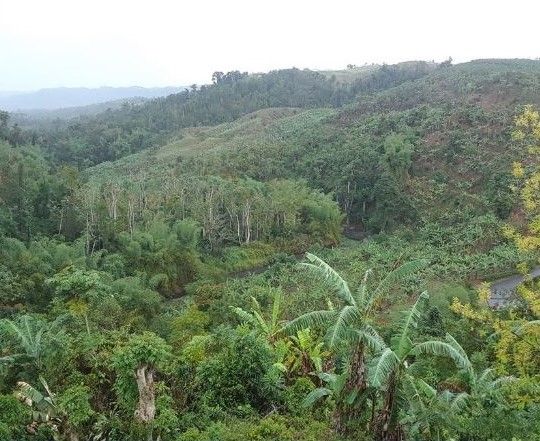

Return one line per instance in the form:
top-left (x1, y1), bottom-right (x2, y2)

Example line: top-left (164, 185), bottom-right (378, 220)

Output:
top-left (1, 0), bottom-right (539, 91)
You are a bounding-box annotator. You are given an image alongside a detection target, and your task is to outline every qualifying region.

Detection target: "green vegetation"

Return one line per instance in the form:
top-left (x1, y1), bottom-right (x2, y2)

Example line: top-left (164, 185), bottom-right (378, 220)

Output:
top-left (0, 59), bottom-right (539, 440)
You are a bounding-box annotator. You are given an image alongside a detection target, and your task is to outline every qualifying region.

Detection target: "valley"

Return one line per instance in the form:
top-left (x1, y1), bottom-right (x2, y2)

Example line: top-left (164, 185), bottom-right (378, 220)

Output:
top-left (0, 59), bottom-right (539, 441)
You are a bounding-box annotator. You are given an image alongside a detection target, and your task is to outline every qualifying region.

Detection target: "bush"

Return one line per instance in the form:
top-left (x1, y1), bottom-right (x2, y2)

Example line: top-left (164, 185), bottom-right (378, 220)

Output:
top-left (176, 415), bottom-right (335, 441)
top-left (0, 393), bottom-right (28, 439)
top-left (195, 329), bottom-right (280, 413)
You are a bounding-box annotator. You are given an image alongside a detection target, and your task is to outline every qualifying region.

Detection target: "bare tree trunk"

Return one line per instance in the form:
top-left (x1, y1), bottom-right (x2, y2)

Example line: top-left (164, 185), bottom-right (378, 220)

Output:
top-left (105, 184), bottom-right (119, 220)
top-left (58, 206), bottom-right (64, 235)
top-left (375, 372), bottom-right (404, 441)
top-left (134, 364), bottom-right (156, 424)
top-left (244, 202), bottom-right (251, 244)
top-left (85, 213), bottom-right (90, 255)
top-left (127, 196), bottom-right (136, 237)
top-left (339, 342), bottom-right (367, 428)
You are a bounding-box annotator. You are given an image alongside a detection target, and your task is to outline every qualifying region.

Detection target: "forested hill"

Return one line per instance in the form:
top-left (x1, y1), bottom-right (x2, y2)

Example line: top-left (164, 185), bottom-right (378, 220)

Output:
top-left (9, 58), bottom-right (540, 169)
top-left (6, 61), bottom-right (438, 167)
top-left (87, 59), bottom-right (540, 231)
top-left (2, 59), bottom-right (540, 244)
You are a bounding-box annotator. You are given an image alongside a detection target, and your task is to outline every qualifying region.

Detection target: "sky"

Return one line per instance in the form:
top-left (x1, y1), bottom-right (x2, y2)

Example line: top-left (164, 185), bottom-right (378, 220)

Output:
top-left (1, 0), bottom-right (539, 91)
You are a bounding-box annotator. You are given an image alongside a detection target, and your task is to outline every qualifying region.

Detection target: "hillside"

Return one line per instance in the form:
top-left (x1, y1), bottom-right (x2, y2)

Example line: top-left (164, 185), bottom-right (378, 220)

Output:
top-left (88, 59), bottom-right (540, 231)
top-left (18, 63), bottom-right (436, 167)
top-left (1, 59), bottom-right (539, 441)
top-left (10, 98), bottom-right (151, 130)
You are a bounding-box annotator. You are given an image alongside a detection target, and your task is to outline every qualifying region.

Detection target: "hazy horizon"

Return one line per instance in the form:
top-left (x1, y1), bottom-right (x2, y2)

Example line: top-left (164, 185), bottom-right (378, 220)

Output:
top-left (2, 0), bottom-right (539, 91)
top-left (0, 85), bottom-right (188, 95)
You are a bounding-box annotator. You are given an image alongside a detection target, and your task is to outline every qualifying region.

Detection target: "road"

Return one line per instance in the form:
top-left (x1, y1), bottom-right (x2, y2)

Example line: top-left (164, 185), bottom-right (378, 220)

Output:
top-left (489, 267), bottom-right (540, 308)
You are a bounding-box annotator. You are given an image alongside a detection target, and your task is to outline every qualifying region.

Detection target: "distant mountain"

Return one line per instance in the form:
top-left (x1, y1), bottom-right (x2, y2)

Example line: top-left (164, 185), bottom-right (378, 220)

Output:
top-left (10, 98), bottom-right (152, 129)
top-left (0, 86), bottom-right (186, 111)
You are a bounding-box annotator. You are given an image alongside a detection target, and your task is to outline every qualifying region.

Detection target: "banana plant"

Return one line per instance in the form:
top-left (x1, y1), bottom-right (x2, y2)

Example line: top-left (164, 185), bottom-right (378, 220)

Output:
top-left (15, 376), bottom-right (61, 439)
top-left (230, 287), bottom-right (283, 344)
top-left (406, 335), bottom-right (516, 440)
top-left (0, 315), bottom-right (64, 371)
top-left (284, 253), bottom-right (427, 424)
top-left (302, 371), bottom-right (351, 434)
top-left (287, 328), bottom-right (328, 376)
top-left (370, 293), bottom-right (472, 441)
top-left (401, 377), bottom-right (468, 441)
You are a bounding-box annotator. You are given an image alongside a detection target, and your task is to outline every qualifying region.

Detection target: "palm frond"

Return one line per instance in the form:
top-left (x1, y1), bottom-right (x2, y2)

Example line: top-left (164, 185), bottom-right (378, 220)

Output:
top-left (272, 362), bottom-right (288, 373)
top-left (449, 392), bottom-right (469, 413)
top-left (328, 305), bottom-right (360, 347)
top-left (412, 340), bottom-right (471, 370)
top-left (302, 387), bottom-right (332, 407)
top-left (371, 260), bottom-right (428, 304)
top-left (250, 296), bottom-right (262, 313)
top-left (16, 381), bottom-right (45, 405)
top-left (229, 307), bottom-right (258, 327)
top-left (369, 348), bottom-right (399, 388)
top-left (444, 334), bottom-right (470, 364)
top-left (318, 372), bottom-right (338, 384)
top-left (252, 309), bottom-right (270, 334)
top-left (355, 269), bottom-right (372, 309)
top-left (478, 368), bottom-right (495, 384)
top-left (415, 378), bottom-right (437, 399)
top-left (402, 375), bottom-right (424, 411)
top-left (354, 324), bottom-right (386, 353)
top-left (15, 378), bottom-right (57, 421)
top-left (1, 318), bottom-right (30, 351)
top-left (491, 376), bottom-right (517, 388)
top-left (395, 292), bottom-right (429, 355)
top-left (300, 253), bottom-right (355, 306)
top-left (271, 290), bottom-right (283, 330)
top-left (39, 376), bottom-right (55, 402)
top-left (329, 371), bottom-right (349, 395)
top-left (282, 309), bottom-right (335, 335)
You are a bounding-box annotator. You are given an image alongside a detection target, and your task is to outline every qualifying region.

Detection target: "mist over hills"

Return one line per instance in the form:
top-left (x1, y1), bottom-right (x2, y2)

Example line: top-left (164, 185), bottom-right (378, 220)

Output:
top-left (0, 85), bottom-right (187, 111)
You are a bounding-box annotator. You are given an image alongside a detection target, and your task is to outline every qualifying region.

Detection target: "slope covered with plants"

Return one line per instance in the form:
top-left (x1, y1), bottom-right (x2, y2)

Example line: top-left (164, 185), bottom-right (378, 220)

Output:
top-left (89, 59), bottom-right (540, 231)
top-left (0, 59), bottom-right (539, 441)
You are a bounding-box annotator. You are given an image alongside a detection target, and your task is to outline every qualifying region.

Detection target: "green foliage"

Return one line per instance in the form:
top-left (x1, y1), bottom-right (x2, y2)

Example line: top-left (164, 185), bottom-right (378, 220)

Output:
top-left (169, 304), bottom-right (210, 348)
top-left (0, 394), bottom-right (28, 439)
top-left (1, 60), bottom-right (540, 440)
top-left (47, 266), bottom-right (108, 300)
top-left (195, 329), bottom-right (279, 413)
top-left (154, 385), bottom-right (180, 438)
top-left (113, 332), bottom-right (172, 373)
top-left (56, 384), bottom-right (93, 428)
top-left (176, 415), bottom-right (335, 441)
top-left (0, 315), bottom-right (65, 373)
top-left (112, 332), bottom-right (173, 412)
top-left (230, 287), bottom-right (284, 343)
